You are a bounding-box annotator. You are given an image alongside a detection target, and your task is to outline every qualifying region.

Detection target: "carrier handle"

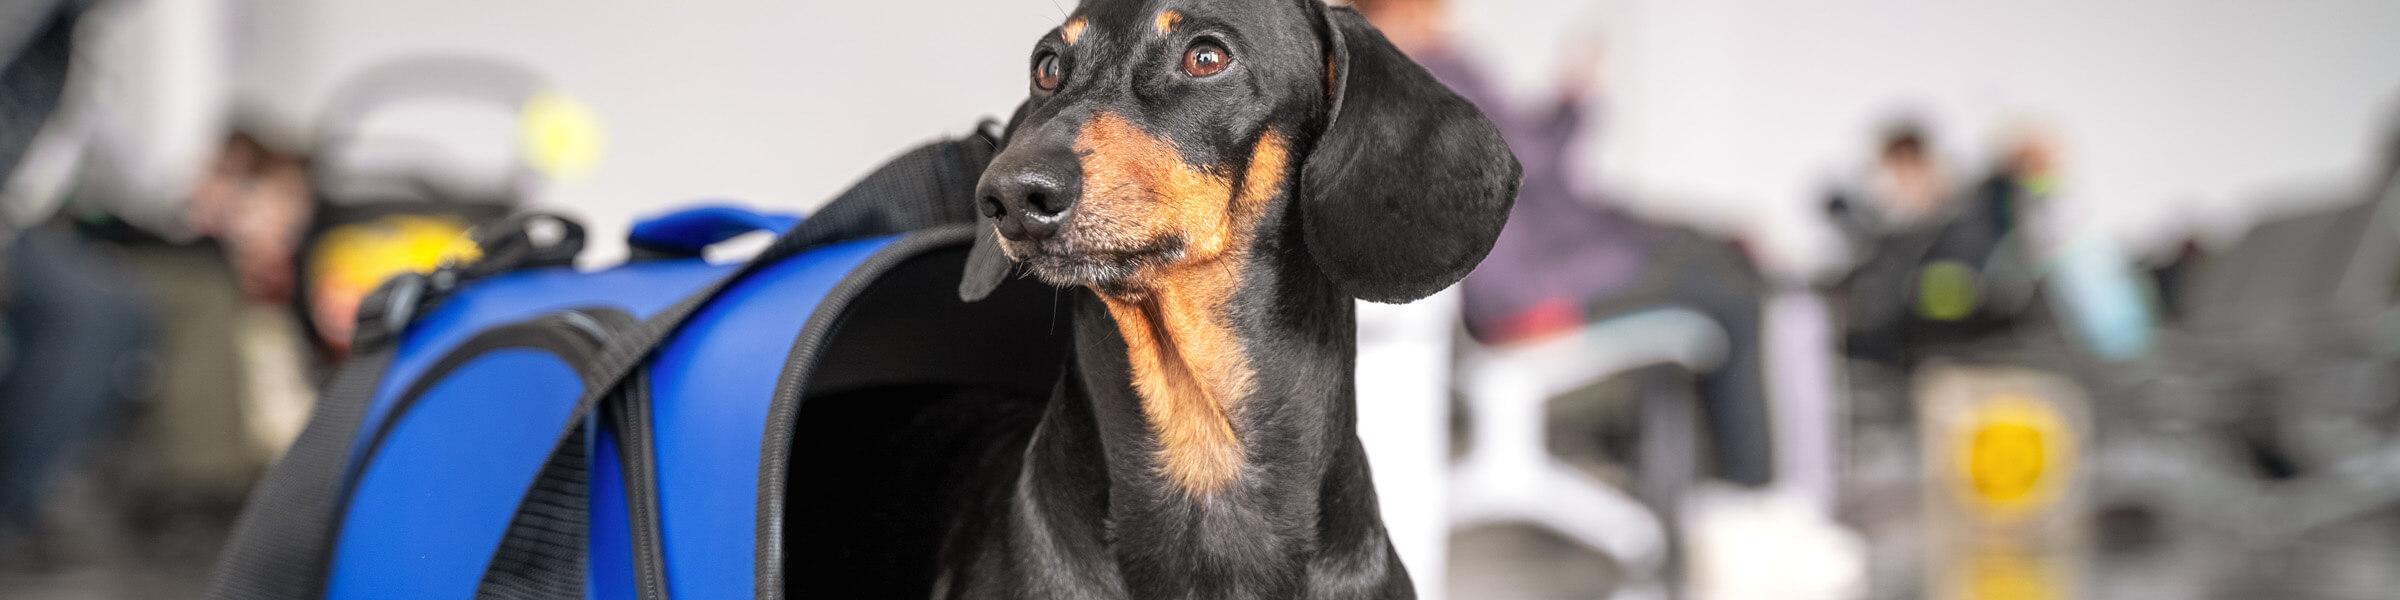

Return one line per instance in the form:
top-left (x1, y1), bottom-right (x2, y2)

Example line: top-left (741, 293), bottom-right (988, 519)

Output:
top-left (627, 205), bottom-right (801, 259)
top-left (353, 212), bottom-right (588, 350)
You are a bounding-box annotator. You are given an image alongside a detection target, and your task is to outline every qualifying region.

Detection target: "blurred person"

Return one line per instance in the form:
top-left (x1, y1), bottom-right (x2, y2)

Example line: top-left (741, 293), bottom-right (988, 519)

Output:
top-left (1356, 0), bottom-right (1776, 487)
top-left (175, 128), bottom-right (321, 457)
top-left (1827, 121), bottom-right (2050, 367)
top-left (1964, 125), bottom-right (2056, 255)
top-left (52, 123), bottom-right (328, 517)
top-left (1826, 121), bottom-right (1952, 366)
top-left (0, 0), bottom-right (165, 549)
top-left (0, 230), bottom-right (154, 538)
top-left (189, 131), bottom-right (314, 308)
top-left (1828, 119), bottom-right (1951, 251)
top-left (1, 2), bottom-right (297, 581)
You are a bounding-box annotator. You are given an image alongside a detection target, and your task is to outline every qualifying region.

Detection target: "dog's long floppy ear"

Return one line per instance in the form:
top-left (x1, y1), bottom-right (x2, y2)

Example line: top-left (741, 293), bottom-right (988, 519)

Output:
top-left (959, 219), bottom-right (1012, 301)
top-left (960, 100), bottom-right (1034, 302)
top-left (1301, 5), bottom-right (1520, 304)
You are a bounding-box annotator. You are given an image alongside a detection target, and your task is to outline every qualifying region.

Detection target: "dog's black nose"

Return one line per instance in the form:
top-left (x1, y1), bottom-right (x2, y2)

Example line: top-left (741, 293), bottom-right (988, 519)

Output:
top-left (977, 151), bottom-right (1080, 242)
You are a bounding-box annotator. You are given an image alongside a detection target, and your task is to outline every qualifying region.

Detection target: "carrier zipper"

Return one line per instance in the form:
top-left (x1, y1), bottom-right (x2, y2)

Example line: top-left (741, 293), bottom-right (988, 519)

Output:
top-left (610, 371), bottom-right (672, 600)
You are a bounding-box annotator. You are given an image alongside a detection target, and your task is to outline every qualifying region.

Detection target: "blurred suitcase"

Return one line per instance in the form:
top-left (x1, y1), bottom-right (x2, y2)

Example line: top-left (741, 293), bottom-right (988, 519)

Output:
top-left (209, 128), bottom-right (1069, 600)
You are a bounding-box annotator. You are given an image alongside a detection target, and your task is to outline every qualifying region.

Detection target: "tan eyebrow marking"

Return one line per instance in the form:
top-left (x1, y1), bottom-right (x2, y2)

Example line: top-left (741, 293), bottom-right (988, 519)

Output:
top-left (1154, 10), bottom-right (1182, 36)
top-left (1063, 17), bottom-right (1088, 46)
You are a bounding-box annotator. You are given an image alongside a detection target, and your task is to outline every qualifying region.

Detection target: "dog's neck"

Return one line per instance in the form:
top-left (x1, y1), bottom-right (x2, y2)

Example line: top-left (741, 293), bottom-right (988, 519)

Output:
top-left (1087, 264), bottom-right (1264, 497)
top-left (1078, 250), bottom-right (1353, 499)
top-left (1018, 226), bottom-right (1407, 598)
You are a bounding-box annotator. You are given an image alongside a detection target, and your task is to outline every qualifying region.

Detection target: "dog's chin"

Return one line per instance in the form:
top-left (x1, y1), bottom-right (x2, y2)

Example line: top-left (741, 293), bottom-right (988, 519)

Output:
top-left (1020, 255), bottom-right (1136, 288)
top-left (1003, 239), bottom-right (1183, 291)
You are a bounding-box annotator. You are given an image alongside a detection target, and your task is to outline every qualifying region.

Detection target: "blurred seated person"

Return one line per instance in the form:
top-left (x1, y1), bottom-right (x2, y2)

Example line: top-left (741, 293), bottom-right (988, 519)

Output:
top-left (189, 131), bottom-right (315, 313)
top-left (0, 0), bottom-right (163, 546)
top-left (1827, 121), bottom-right (2051, 367)
top-left (37, 128), bottom-right (322, 523)
top-left (1357, 0), bottom-right (1773, 487)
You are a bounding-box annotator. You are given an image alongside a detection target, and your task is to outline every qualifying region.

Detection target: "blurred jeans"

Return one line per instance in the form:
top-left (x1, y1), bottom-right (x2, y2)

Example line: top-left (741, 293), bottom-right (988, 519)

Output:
top-left (0, 228), bottom-right (153, 526)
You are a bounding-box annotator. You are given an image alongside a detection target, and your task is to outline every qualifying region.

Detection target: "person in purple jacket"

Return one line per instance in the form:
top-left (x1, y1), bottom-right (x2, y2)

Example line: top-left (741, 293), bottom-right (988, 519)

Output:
top-left (1358, 0), bottom-right (1773, 487)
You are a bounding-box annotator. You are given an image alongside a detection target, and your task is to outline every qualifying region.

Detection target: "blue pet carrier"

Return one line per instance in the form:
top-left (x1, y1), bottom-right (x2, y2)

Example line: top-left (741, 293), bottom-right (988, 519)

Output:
top-left (209, 128), bottom-right (1067, 600)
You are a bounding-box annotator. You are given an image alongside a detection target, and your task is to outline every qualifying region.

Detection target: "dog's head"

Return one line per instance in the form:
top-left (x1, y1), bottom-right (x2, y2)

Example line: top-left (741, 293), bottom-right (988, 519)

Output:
top-left (960, 0), bottom-right (1518, 305)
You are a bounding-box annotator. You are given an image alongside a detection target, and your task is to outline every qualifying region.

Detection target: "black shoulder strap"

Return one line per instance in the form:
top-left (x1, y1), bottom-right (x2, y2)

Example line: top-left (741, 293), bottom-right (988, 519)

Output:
top-left (206, 340), bottom-right (398, 599)
top-left (767, 123), bottom-right (997, 253)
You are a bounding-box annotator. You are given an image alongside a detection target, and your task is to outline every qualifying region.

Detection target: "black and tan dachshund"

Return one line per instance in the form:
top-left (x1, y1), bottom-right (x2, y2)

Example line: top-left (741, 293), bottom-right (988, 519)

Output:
top-left (788, 1), bottom-right (1517, 598)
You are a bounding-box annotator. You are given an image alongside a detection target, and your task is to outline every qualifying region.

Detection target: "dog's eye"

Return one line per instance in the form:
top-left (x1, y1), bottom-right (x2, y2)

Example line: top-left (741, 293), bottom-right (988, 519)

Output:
top-left (1033, 52), bottom-right (1064, 91)
top-left (1181, 41), bottom-right (1230, 77)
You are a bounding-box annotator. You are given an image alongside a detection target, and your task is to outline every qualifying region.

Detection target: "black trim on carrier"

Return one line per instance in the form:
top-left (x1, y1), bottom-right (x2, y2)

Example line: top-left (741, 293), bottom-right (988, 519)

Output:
top-left (753, 226), bottom-right (972, 598)
top-left (750, 223), bottom-right (1073, 599)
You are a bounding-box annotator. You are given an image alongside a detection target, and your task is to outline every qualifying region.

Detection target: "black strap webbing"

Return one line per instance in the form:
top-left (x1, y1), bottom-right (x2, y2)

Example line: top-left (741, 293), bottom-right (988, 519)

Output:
top-left (206, 342), bottom-right (396, 600)
top-left (475, 425), bottom-right (593, 599)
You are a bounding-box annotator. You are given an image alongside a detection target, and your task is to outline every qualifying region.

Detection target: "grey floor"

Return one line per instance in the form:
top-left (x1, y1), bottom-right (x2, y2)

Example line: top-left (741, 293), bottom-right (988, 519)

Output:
top-left (1448, 524), bottom-right (1621, 600)
top-left (0, 468), bottom-right (230, 600)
